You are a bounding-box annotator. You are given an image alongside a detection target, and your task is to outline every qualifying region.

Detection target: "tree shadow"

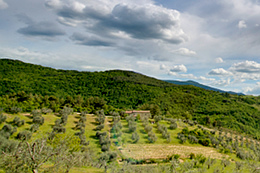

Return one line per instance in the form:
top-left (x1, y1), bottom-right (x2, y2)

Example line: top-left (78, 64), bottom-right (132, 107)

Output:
top-left (139, 129), bottom-right (146, 134)
top-left (26, 116), bottom-right (33, 119)
top-left (26, 121), bottom-right (33, 125)
top-left (122, 129), bottom-right (131, 133)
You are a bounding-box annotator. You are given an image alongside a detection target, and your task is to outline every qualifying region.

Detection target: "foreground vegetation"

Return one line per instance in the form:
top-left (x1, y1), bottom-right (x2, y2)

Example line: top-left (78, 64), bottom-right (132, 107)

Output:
top-left (0, 108), bottom-right (259, 173)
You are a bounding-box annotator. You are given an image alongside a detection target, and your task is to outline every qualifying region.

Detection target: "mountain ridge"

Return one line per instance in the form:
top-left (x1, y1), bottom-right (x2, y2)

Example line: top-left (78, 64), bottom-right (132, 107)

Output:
top-left (164, 80), bottom-right (245, 95)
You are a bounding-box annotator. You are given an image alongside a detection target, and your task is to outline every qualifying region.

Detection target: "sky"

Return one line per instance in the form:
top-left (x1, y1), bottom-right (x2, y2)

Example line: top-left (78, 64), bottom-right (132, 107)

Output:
top-left (1, 0), bottom-right (260, 95)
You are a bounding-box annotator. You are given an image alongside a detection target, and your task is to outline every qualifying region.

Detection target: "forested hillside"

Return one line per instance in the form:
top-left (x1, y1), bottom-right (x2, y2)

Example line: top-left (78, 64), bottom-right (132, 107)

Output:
top-left (0, 59), bottom-right (260, 139)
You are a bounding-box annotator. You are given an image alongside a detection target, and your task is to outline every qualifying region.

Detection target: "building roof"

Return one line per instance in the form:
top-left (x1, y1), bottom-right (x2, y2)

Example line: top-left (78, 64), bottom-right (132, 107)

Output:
top-left (125, 110), bottom-right (150, 114)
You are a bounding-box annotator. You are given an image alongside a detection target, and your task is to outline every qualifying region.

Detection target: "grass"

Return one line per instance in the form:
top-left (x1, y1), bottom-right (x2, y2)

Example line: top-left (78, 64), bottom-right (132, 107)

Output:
top-left (0, 112), bottom-right (259, 172)
top-left (121, 143), bottom-right (227, 160)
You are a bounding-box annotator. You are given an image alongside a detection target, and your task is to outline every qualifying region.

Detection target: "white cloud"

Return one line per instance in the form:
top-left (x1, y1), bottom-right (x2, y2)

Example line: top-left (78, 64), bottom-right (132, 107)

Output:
top-left (172, 48), bottom-right (196, 56)
top-left (170, 64), bottom-right (187, 73)
top-left (215, 57), bottom-right (224, 63)
top-left (243, 82), bottom-right (260, 95)
top-left (229, 60), bottom-right (260, 73)
top-left (197, 76), bottom-right (215, 81)
top-left (211, 78), bottom-right (231, 87)
top-left (168, 71), bottom-right (215, 81)
top-left (238, 20), bottom-right (247, 29)
top-left (0, 0), bottom-right (8, 9)
top-left (208, 68), bottom-right (232, 76)
top-left (46, 0), bottom-right (188, 44)
top-left (160, 64), bottom-right (167, 70)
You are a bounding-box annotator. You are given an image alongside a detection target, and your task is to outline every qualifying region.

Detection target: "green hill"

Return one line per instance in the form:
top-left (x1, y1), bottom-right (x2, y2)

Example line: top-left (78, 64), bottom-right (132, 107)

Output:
top-left (164, 80), bottom-right (245, 95)
top-left (0, 59), bottom-right (260, 139)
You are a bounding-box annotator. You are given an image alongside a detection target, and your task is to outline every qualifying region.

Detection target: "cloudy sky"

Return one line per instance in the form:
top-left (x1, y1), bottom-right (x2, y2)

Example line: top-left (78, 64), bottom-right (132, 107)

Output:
top-left (1, 0), bottom-right (260, 95)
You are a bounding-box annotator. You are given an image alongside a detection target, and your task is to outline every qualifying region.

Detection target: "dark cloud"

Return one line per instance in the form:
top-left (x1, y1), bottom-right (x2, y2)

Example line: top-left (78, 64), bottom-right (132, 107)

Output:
top-left (17, 21), bottom-right (65, 37)
top-left (70, 32), bottom-right (114, 47)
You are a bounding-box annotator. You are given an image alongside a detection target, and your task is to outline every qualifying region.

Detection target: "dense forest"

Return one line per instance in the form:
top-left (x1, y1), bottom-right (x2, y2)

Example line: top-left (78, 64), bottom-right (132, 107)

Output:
top-left (0, 59), bottom-right (260, 139)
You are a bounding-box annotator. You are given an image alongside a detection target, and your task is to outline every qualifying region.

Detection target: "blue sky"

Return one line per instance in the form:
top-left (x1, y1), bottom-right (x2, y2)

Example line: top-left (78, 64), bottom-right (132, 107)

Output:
top-left (1, 0), bottom-right (260, 95)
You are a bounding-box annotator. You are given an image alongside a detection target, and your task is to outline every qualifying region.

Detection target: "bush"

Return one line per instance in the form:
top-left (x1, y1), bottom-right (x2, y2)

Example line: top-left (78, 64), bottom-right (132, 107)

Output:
top-left (12, 116), bottom-right (25, 127)
top-left (128, 121), bottom-right (137, 132)
top-left (95, 124), bottom-right (105, 131)
top-left (236, 149), bottom-right (248, 160)
top-left (16, 130), bottom-right (32, 141)
top-left (177, 133), bottom-right (187, 144)
top-left (188, 135), bottom-right (198, 144)
top-left (154, 115), bottom-right (162, 123)
top-left (10, 107), bottom-right (22, 114)
top-left (96, 131), bottom-right (107, 138)
top-left (95, 110), bottom-right (106, 125)
top-left (30, 124), bottom-right (39, 133)
top-left (169, 122), bottom-right (178, 130)
top-left (41, 108), bottom-right (53, 114)
top-left (53, 126), bottom-right (66, 133)
top-left (31, 109), bottom-right (42, 117)
top-left (148, 132), bottom-right (157, 143)
top-left (189, 153), bottom-right (196, 159)
top-left (199, 138), bottom-right (210, 146)
top-left (131, 132), bottom-right (140, 143)
top-left (0, 124), bottom-right (17, 139)
top-left (33, 116), bottom-right (44, 125)
top-left (59, 107), bottom-right (73, 116)
top-left (144, 125), bottom-right (153, 133)
top-left (0, 113), bottom-right (7, 124)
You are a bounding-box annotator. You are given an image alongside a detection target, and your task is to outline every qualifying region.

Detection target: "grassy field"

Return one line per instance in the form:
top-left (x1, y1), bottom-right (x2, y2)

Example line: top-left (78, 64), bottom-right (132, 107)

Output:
top-left (1, 112), bottom-right (259, 173)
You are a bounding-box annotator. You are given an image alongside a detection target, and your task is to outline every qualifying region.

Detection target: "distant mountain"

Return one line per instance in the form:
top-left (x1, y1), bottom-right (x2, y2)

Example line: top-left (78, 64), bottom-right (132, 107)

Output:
top-left (164, 80), bottom-right (244, 95)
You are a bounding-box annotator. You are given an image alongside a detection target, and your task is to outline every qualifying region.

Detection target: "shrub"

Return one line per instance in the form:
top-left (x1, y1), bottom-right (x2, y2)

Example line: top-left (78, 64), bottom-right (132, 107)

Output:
top-left (126, 115), bottom-right (136, 122)
top-left (59, 107), bottom-right (73, 116)
top-left (148, 132), bottom-right (157, 143)
top-left (199, 138), bottom-right (210, 146)
top-left (41, 108), bottom-right (53, 114)
top-left (96, 131), bottom-right (107, 138)
top-left (154, 115), bottom-right (162, 123)
top-left (128, 121), bottom-right (137, 132)
top-left (95, 124), bottom-right (105, 131)
top-left (10, 107), bottom-right (22, 114)
top-left (33, 116), bottom-right (44, 125)
top-left (131, 132), bottom-right (140, 143)
top-left (144, 125), bottom-right (153, 133)
top-left (95, 110), bottom-right (106, 125)
top-left (0, 124), bottom-right (17, 139)
top-left (13, 116), bottom-right (25, 127)
top-left (188, 135), bottom-right (198, 144)
top-left (52, 126), bottom-right (66, 133)
top-left (16, 130), bottom-right (32, 141)
top-left (177, 133), bottom-right (187, 144)
top-left (189, 153), bottom-right (196, 159)
top-left (30, 124), bottom-right (39, 133)
top-left (31, 109), bottom-right (42, 117)
top-left (0, 113), bottom-right (7, 124)
top-left (169, 122), bottom-right (178, 130)
top-left (236, 149), bottom-right (247, 160)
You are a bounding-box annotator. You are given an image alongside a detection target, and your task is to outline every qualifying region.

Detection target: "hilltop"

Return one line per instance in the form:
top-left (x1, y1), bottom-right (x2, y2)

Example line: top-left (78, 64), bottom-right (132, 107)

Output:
top-left (0, 58), bottom-right (259, 139)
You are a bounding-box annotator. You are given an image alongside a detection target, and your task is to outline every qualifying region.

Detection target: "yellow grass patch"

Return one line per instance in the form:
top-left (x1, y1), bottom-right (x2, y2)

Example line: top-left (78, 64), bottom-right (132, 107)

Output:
top-left (121, 144), bottom-right (228, 160)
